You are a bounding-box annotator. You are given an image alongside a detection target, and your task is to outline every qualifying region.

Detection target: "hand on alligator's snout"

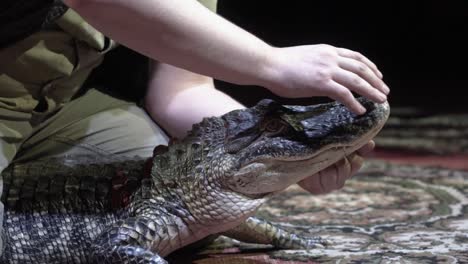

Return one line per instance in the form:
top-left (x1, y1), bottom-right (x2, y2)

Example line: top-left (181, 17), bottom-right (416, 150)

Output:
top-left (298, 140), bottom-right (375, 195)
top-left (263, 44), bottom-right (390, 115)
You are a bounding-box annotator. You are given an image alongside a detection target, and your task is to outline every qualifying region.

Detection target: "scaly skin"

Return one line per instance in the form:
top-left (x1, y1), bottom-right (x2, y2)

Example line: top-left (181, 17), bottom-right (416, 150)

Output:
top-left (1, 98), bottom-right (389, 263)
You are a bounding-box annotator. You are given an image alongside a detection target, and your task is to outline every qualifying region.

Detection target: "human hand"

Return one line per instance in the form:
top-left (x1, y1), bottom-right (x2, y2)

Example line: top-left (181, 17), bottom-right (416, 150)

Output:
top-left (297, 140), bottom-right (375, 194)
top-left (263, 44), bottom-right (390, 114)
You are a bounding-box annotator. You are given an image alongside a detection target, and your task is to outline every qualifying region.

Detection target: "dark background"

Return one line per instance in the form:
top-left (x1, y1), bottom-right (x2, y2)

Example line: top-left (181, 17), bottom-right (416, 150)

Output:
top-left (214, 0), bottom-right (468, 112)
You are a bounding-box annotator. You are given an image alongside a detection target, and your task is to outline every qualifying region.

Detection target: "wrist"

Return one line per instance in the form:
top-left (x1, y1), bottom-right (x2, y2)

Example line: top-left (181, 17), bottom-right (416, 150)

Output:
top-left (254, 46), bottom-right (284, 93)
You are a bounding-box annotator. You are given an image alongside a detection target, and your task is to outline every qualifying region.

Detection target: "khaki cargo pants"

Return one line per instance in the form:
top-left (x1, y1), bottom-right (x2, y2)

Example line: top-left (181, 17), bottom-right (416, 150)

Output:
top-left (0, 10), bottom-right (171, 253)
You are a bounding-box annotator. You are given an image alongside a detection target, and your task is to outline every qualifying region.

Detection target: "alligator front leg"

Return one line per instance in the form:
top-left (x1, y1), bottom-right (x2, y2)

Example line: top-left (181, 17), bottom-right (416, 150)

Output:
top-left (222, 217), bottom-right (327, 249)
top-left (90, 217), bottom-right (168, 264)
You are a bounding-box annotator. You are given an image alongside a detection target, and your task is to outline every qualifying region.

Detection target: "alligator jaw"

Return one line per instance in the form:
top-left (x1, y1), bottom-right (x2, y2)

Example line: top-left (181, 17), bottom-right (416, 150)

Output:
top-left (231, 124), bottom-right (381, 196)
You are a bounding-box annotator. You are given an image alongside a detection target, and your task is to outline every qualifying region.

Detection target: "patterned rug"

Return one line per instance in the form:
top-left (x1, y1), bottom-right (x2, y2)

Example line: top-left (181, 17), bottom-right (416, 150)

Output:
top-left (173, 161), bottom-right (468, 263)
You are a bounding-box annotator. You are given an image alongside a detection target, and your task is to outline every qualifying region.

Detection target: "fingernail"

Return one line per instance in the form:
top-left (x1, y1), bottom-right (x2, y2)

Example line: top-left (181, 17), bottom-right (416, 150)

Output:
top-left (378, 70), bottom-right (383, 79)
top-left (357, 105), bottom-right (366, 115)
top-left (379, 93), bottom-right (387, 102)
top-left (383, 84), bottom-right (390, 94)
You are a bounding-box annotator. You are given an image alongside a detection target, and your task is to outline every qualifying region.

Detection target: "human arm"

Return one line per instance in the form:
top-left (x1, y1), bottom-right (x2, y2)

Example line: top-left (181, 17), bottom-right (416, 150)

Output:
top-left (63, 0), bottom-right (388, 114)
top-left (144, 61), bottom-right (244, 139)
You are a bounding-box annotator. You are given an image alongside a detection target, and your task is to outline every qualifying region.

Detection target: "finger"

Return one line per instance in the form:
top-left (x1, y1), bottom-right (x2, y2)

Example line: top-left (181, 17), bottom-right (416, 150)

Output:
top-left (338, 57), bottom-right (389, 95)
top-left (349, 153), bottom-right (365, 176)
top-left (335, 157), bottom-right (352, 189)
top-left (357, 140), bottom-right (375, 157)
top-left (319, 165), bottom-right (339, 193)
top-left (332, 70), bottom-right (387, 104)
top-left (337, 48), bottom-right (384, 80)
top-left (326, 81), bottom-right (366, 115)
top-left (298, 171), bottom-right (326, 194)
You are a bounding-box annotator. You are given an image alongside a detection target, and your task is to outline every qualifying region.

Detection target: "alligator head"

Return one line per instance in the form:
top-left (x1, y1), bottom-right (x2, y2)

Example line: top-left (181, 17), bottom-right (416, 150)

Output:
top-left (150, 97), bottom-right (389, 232)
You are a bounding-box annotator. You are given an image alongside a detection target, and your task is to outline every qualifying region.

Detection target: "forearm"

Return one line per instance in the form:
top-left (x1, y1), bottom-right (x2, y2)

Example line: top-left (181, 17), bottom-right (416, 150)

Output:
top-left (64, 0), bottom-right (274, 87)
top-left (145, 63), bottom-right (244, 138)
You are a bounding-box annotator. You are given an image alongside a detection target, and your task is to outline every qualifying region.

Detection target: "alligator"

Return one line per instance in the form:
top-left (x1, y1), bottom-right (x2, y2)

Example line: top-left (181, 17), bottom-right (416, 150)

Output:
top-left (0, 97), bottom-right (389, 264)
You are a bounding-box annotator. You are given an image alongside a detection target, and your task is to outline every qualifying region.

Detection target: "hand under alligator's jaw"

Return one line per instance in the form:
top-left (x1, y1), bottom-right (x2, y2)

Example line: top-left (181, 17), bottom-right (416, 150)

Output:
top-left (231, 135), bottom-right (380, 197)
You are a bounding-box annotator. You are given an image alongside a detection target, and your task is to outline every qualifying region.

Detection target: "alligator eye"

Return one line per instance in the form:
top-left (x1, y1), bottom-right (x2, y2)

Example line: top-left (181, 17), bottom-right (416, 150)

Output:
top-left (263, 119), bottom-right (286, 134)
